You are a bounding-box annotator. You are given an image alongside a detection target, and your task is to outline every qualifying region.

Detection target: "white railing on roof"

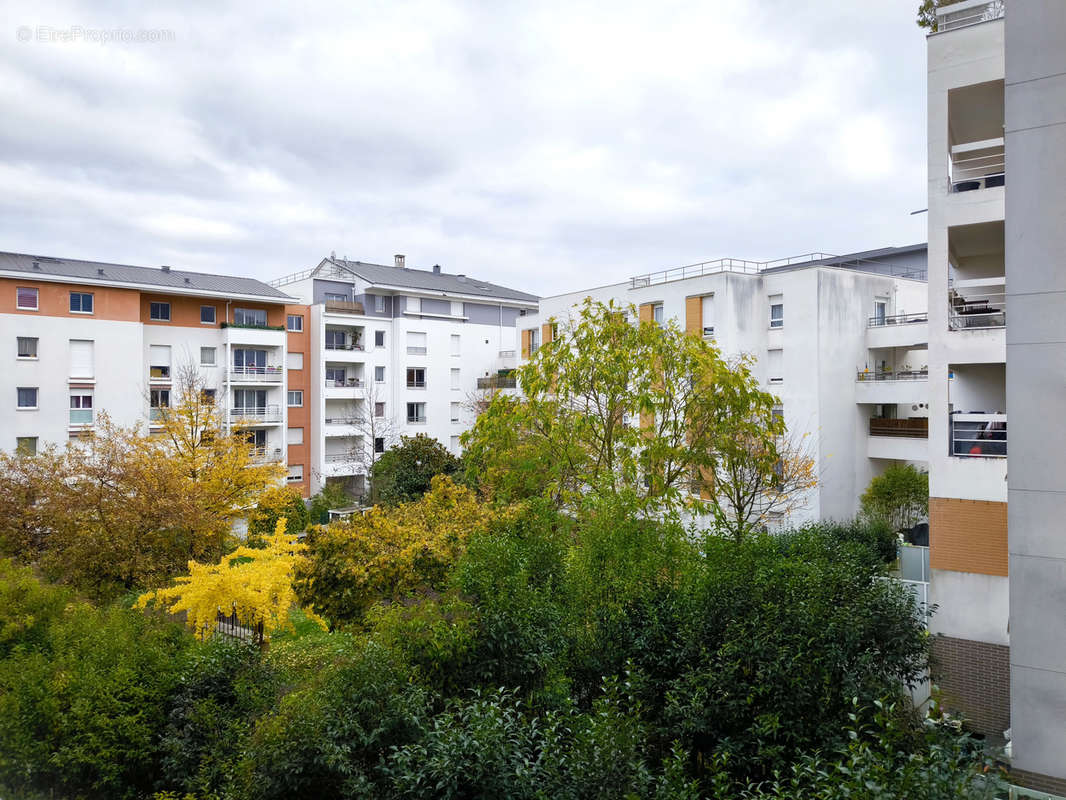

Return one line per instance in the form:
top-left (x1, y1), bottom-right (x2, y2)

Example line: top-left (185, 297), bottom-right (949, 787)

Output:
top-left (936, 0), bottom-right (1004, 32)
top-left (629, 252), bottom-right (926, 289)
top-left (269, 267), bottom-right (316, 288)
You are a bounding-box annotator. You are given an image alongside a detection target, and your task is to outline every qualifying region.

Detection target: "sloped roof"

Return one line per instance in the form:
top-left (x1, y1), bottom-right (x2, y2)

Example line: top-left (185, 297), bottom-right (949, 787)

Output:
top-left (326, 257), bottom-right (539, 303)
top-left (0, 251), bottom-right (293, 301)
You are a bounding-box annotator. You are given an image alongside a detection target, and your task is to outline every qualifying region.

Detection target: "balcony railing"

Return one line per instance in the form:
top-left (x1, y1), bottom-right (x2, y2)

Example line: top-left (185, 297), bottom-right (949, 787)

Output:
top-left (869, 418), bottom-right (929, 438)
top-left (325, 377), bottom-right (363, 387)
top-left (949, 292), bottom-right (1006, 330)
top-left (324, 300), bottom-right (365, 314)
top-left (230, 365), bottom-right (284, 381)
top-left (950, 138), bottom-right (1005, 191)
top-left (951, 413), bottom-right (1006, 457)
top-left (867, 312), bottom-right (928, 328)
top-left (936, 0), bottom-right (1005, 32)
top-left (476, 375), bottom-right (518, 389)
top-left (407, 381), bottom-right (426, 389)
top-left (857, 369), bottom-right (929, 382)
top-left (324, 416), bottom-right (360, 425)
top-left (406, 346), bottom-right (427, 355)
top-left (498, 349), bottom-right (516, 358)
top-left (324, 452), bottom-right (359, 463)
top-left (69, 409), bottom-right (94, 425)
top-left (249, 446), bottom-right (283, 464)
top-left (149, 366), bottom-right (170, 379)
top-left (230, 405), bottom-right (282, 423)
top-left (325, 342), bottom-right (364, 351)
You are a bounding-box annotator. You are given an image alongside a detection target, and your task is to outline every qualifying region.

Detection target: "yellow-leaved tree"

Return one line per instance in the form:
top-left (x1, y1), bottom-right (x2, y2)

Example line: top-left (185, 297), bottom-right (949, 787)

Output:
top-left (136, 517), bottom-right (324, 638)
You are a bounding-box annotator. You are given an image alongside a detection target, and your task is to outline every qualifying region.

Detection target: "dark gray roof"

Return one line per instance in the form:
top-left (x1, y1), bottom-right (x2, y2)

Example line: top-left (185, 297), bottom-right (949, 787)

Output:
top-left (760, 243), bottom-right (927, 278)
top-left (0, 251), bottom-right (293, 301)
top-left (325, 257), bottom-right (539, 303)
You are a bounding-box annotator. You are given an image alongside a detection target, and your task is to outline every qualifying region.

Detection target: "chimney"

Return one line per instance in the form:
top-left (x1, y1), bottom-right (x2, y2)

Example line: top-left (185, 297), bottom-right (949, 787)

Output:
top-left (184, 277), bottom-right (191, 284)
top-left (330, 250), bottom-right (336, 260)
top-left (432, 264), bottom-right (441, 274)
top-left (32, 261), bottom-right (40, 270)
top-left (394, 254), bottom-right (406, 269)
top-left (161, 265), bottom-right (171, 273)
top-left (97, 268), bottom-right (104, 276)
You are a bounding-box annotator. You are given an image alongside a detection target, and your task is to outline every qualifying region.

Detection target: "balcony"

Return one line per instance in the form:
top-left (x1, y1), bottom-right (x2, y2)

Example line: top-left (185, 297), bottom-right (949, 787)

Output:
top-left (324, 342), bottom-right (365, 352)
top-left (229, 365), bottom-right (284, 383)
top-left (476, 375), bottom-right (518, 390)
top-left (69, 409), bottom-right (94, 426)
top-left (951, 413), bottom-right (1006, 458)
top-left (867, 312), bottom-right (928, 328)
top-left (857, 369), bottom-right (928, 382)
top-left (230, 405), bottom-right (282, 424)
top-left (950, 138), bottom-right (1005, 192)
top-left (325, 377), bottom-right (363, 388)
top-left (149, 366), bottom-right (170, 381)
top-left (324, 299), bottom-right (365, 315)
top-left (855, 371), bottom-right (929, 405)
top-left (249, 446), bottom-right (283, 464)
top-left (870, 418), bottom-right (929, 438)
top-left (949, 290), bottom-right (1005, 330)
top-left (868, 419), bottom-right (928, 461)
top-left (936, 0), bottom-right (1005, 33)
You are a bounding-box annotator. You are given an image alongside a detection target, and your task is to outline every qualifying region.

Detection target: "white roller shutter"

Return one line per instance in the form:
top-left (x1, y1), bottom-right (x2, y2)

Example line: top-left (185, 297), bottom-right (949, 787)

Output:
top-left (69, 340), bottom-right (94, 378)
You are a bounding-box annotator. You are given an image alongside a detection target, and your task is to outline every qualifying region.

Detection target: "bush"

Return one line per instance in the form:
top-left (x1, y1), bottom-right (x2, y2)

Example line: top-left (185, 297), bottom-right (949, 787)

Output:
top-left (371, 434), bottom-right (461, 506)
top-left (247, 485), bottom-right (309, 539)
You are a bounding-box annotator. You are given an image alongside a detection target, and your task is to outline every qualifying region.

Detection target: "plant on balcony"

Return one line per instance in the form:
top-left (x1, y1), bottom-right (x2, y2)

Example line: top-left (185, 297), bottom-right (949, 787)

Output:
top-left (916, 0), bottom-right (965, 31)
top-left (220, 321), bottom-right (286, 331)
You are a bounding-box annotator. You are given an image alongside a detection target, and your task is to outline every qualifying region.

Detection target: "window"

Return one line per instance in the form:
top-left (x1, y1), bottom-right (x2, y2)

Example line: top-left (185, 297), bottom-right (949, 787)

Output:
top-left (375, 401), bottom-right (385, 418)
top-left (325, 366), bottom-right (347, 386)
top-left (287, 352), bottom-right (304, 370)
top-left (69, 292), bottom-right (93, 313)
top-left (324, 329), bottom-right (348, 350)
top-left (450, 435), bottom-right (460, 454)
top-left (287, 314), bottom-right (303, 332)
top-left (374, 436), bottom-right (385, 454)
top-left (69, 340), bottom-right (94, 379)
top-left (287, 390), bottom-right (303, 407)
top-left (233, 348), bottom-right (267, 373)
top-left (767, 349), bottom-right (783, 384)
top-left (451, 367), bottom-right (460, 390)
top-left (324, 292), bottom-right (348, 304)
top-left (17, 337), bottom-right (38, 359)
top-left (529, 328), bottom-right (540, 355)
top-left (772, 405), bottom-right (784, 425)
top-left (653, 303), bottom-right (664, 325)
top-left (16, 287), bottom-right (38, 310)
top-left (407, 296), bottom-right (422, 314)
top-left (769, 295), bottom-right (783, 329)
top-left (233, 308), bottom-right (267, 327)
top-left (450, 334), bottom-right (461, 356)
top-left (70, 392), bottom-right (93, 426)
top-left (201, 305), bottom-right (216, 324)
top-left (200, 346), bottom-right (216, 366)
top-left (149, 344), bottom-right (171, 379)
top-left (407, 367), bottom-right (426, 388)
top-left (287, 427), bottom-right (304, 445)
top-left (873, 299), bottom-right (887, 325)
top-left (200, 389), bottom-right (216, 405)
top-left (451, 401), bottom-right (461, 423)
top-left (17, 387), bottom-right (38, 409)
top-left (150, 389), bottom-right (170, 408)
top-left (375, 366), bottom-right (386, 383)
top-left (374, 294), bottom-right (386, 313)
top-left (406, 402), bottom-right (426, 423)
top-left (287, 465), bottom-right (304, 483)
top-left (150, 301), bottom-right (171, 321)
top-left (15, 437), bottom-right (37, 456)
top-left (451, 301), bottom-right (463, 317)
top-left (406, 331), bottom-right (427, 355)
top-left (375, 330), bottom-right (385, 348)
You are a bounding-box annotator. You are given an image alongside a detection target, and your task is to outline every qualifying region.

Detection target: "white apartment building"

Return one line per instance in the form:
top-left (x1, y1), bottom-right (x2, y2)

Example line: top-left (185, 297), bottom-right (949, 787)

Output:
top-left (927, 0), bottom-right (1066, 792)
top-left (1, 251), bottom-right (305, 489)
top-left (518, 245), bottom-right (929, 528)
top-left (270, 255), bottom-right (538, 497)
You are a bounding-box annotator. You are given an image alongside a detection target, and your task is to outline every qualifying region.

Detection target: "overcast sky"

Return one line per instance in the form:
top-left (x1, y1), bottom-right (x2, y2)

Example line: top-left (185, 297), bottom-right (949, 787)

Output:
top-left (1, 1), bottom-right (928, 297)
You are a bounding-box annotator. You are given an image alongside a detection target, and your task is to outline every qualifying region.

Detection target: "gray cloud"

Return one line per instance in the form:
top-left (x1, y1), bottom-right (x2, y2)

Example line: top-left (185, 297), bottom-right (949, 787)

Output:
top-left (0, 0), bottom-right (928, 296)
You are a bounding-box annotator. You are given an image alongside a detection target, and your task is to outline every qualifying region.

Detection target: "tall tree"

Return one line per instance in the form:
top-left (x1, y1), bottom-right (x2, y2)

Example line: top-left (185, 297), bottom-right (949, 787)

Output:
top-left (371, 434), bottom-right (461, 506)
top-left (861, 463), bottom-right (929, 532)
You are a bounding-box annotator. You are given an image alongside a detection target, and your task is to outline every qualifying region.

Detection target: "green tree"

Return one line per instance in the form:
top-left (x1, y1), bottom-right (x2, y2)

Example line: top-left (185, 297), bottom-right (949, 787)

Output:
top-left (371, 433), bottom-right (461, 506)
top-left (308, 482), bottom-right (352, 525)
top-left (916, 0), bottom-right (965, 31)
top-left (861, 463), bottom-right (929, 532)
top-left (248, 485), bottom-right (310, 538)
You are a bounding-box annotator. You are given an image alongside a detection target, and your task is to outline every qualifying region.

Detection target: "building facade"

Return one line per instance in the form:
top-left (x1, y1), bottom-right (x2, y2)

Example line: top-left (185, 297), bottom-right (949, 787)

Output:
top-left (1, 251), bottom-right (304, 489)
top-left (517, 245), bottom-right (929, 528)
top-left (270, 255), bottom-right (538, 497)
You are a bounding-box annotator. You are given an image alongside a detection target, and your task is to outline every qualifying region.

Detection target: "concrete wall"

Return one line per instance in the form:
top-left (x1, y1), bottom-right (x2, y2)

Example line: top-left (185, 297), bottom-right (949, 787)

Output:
top-left (1005, 0), bottom-right (1066, 781)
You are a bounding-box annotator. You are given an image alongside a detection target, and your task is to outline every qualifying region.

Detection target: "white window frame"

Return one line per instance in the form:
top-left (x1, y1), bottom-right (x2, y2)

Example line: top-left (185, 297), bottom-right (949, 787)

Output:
top-left (406, 401), bottom-right (426, 424)
top-left (450, 367), bottom-right (461, 390)
top-left (16, 287), bottom-right (38, 311)
top-left (653, 303), bottom-right (664, 325)
top-left (16, 386), bottom-right (39, 410)
top-left (286, 464), bottom-right (304, 483)
top-left (287, 352), bottom-right (304, 370)
top-left (150, 301), bottom-right (171, 322)
top-left (17, 336), bottom-right (38, 360)
top-left (69, 292), bottom-right (94, 314)
top-left (287, 390), bottom-right (303, 407)
top-left (375, 365), bottom-right (386, 383)
top-left (450, 334), bottom-right (461, 356)
top-left (375, 330), bottom-right (385, 348)
top-left (769, 298), bottom-right (784, 329)
top-left (200, 346), bottom-right (216, 366)
top-left (200, 305), bottom-right (216, 324)
top-left (374, 294), bottom-right (386, 313)
top-left (287, 314), bottom-right (303, 332)
top-left (287, 427), bottom-right (304, 445)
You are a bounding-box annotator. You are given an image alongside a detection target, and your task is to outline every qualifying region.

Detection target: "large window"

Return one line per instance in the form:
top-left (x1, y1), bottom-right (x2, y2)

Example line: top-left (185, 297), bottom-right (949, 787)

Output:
top-left (69, 340), bottom-right (94, 379)
top-left (406, 331), bottom-right (427, 355)
top-left (17, 337), bottom-right (38, 359)
top-left (287, 352), bottom-right (304, 370)
top-left (201, 305), bottom-right (216, 324)
top-left (16, 287), bottom-right (38, 310)
top-left (233, 308), bottom-right (268, 327)
top-left (69, 392), bottom-right (94, 426)
top-left (150, 301), bottom-right (171, 321)
top-left (769, 295), bottom-right (784, 329)
top-left (149, 344), bottom-right (172, 379)
top-left (406, 367), bottom-right (426, 388)
top-left (451, 401), bottom-right (461, 423)
top-left (406, 402), bottom-right (426, 423)
top-left (287, 390), bottom-right (303, 407)
top-left (873, 299), bottom-right (887, 325)
top-left (16, 387), bottom-right (38, 409)
top-left (324, 292), bottom-right (348, 303)
top-left (287, 314), bottom-right (303, 332)
top-left (325, 366), bottom-right (347, 386)
top-left (767, 348), bottom-right (783, 384)
top-left (15, 437), bottom-right (37, 456)
top-left (200, 346), bottom-right (216, 366)
top-left (149, 389), bottom-right (170, 423)
top-left (233, 348), bottom-right (267, 373)
top-left (287, 465), bottom-right (303, 483)
top-left (69, 292), bottom-right (94, 313)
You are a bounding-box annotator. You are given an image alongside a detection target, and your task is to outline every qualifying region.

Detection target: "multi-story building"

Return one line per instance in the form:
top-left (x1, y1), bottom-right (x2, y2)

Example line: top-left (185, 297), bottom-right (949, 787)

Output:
top-left (518, 244), bottom-right (929, 527)
top-left (1, 251), bottom-right (305, 488)
top-left (270, 254), bottom-right (538, 497)
top-left (927, 0), bottom-right (1066, 791)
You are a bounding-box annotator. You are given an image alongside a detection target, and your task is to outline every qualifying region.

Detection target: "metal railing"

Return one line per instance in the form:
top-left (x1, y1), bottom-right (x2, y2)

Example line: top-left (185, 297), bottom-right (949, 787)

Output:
top-left (950, 139), bottom-right (1005, 191)
top-left (324, 452), bottom-right (360, 463)
top-left (406, 380), bottom-right (427, 389)
top-left (406, 346), bottom-right (427, 355)
top-left (249, 446), bottom-right (282, 464)
top-left (325, 341), bottom-right (364, 351)
top-left (867, 311), bottom-right (928, 328)
top-left (69, 409), bottom-right (93, 425)
top-left (230, 366), bottom-right (284, 381)
top-left (269, 266), bottom-right (316, 287)
top-left (951, 413), bottom-right (1006, 457)
top-left (477, 375), bottom-right (518, 389)
top-left (324, 416), bottom-right (359, 425)
top-left (869, 418), bottom-right (929, 438)
top-left (325, 377), bottom-right (363, 387)
top-left (949, 292), bottom-right (1006, 329)
top-left (936, 0), bottom-right (1005, 32)
top-left (407, 415), bottom-right (427, 424)
top-left (230, 405), bottom-right (282, 423)
top-left (857, 369), bottom-right (929, 382)
top-left (324, 300), bottom-right (366, 314)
